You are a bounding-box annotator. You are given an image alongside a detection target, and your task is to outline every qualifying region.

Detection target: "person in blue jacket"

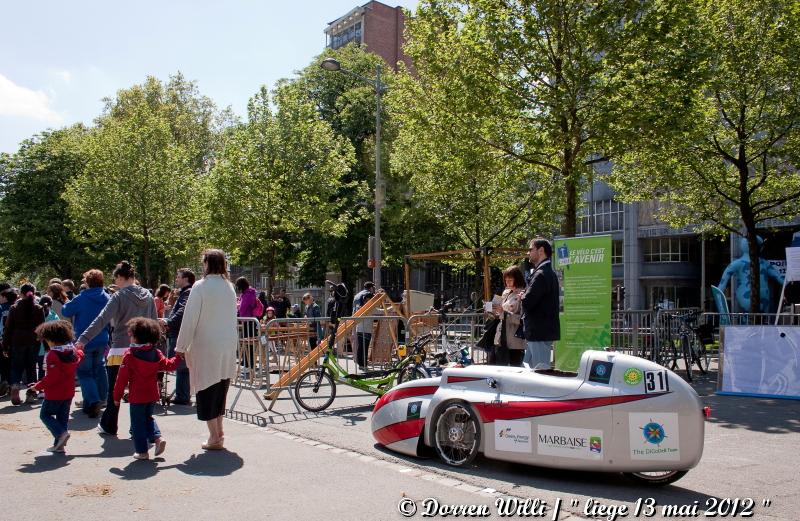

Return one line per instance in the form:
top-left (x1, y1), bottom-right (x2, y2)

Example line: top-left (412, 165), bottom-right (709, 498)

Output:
top-left (62, 269), bottom-right (110, 418)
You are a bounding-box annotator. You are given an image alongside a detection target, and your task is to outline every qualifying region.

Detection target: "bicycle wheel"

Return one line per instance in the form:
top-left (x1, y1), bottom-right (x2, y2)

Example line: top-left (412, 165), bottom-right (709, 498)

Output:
top-left (694, 341), bottom-right (709, 374)
top-left (663, 340), bottom-right (678, 371)
top-left (294, 369), bottom-right (336, 412)
top-left (397, 365), bottom-right (430, 385)
top-left (679, 334), bottom-right (693, 382)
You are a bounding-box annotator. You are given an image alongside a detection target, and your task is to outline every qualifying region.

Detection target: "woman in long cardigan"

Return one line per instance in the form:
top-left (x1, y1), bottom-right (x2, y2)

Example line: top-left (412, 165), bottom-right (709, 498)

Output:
top-left (175, 249), bottom-right (238, 450)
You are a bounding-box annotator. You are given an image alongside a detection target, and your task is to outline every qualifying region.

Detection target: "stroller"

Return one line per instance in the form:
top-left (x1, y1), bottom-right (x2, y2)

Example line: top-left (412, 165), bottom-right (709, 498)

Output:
top-left (156, 331), bottom-right (175, 414)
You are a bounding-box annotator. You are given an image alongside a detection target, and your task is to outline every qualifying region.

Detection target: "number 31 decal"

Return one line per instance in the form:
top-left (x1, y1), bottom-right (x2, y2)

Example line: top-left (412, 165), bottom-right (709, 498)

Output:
top-left (644, 370), bottom-right (669, 393)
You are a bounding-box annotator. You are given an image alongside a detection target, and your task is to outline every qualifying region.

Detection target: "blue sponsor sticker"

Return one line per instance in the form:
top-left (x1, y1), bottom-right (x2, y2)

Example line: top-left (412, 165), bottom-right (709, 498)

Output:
top-left (406, 401), bottom-right (422, 420)
top-left (589, 360), bottom-right (613, 384)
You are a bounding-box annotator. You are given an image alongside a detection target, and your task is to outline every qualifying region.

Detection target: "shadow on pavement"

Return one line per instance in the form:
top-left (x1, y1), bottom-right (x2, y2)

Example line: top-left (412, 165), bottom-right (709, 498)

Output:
top-left (374, 444), bottom-right (720, 509)
top-left (108, 450), bottom-right (244, 479)
top-left (68, 411), bottom-right (101, 431)
top-left (702, 393), bottom-right (800, 434)
top-left (17, 453), bottom-right (74, 473)
top-left (228, 403), bottom-right (374, 427)
top-left (163, 450), bottom-right (244, 476)
top-left (687, 368), bottom-right (800, 434)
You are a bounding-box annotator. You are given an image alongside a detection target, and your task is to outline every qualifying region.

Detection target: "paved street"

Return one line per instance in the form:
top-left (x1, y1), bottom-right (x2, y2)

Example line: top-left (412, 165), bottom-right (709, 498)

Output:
top-left (2, 364), bottom-right (798, 520)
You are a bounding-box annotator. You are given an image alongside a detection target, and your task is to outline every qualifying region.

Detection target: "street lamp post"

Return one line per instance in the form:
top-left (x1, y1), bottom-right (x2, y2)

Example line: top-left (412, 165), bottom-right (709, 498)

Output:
top-left (321, 58), bottom-right (386, 289)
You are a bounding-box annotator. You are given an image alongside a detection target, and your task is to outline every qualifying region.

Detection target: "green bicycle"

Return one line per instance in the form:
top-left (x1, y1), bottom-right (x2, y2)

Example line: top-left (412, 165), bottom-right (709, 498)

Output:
top-left (293, 284), bottom-right (434, 412)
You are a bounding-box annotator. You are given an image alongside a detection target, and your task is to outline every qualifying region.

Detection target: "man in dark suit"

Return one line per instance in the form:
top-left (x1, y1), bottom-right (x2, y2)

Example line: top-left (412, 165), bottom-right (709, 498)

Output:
top-left (521, 238), bottom-right (560, 369)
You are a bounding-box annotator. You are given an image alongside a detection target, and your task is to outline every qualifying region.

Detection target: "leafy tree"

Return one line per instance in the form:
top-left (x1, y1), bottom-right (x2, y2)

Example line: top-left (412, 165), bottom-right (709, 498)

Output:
top-left (610, 0), bottom-right (800, 312)
top-left (65, 78), bottom-right (211, 284)
top-left (390, 65), bottom-right (555, 254)
top-left (205, 85), bottom-right (356, 293)
top-left (398, 0), bottom-right (665, 236)
top-left (286, 44), bottom-right (450, 290)
top-left (0, 126), bottom-right (96, 279)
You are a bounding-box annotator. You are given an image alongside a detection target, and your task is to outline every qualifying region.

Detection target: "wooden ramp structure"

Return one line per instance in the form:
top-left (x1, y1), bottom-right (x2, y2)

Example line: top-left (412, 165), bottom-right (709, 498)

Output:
top-left (264, 291), bottom-right (400, 406)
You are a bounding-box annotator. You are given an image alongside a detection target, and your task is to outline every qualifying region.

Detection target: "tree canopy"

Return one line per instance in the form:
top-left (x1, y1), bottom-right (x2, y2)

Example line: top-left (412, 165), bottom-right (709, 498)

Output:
top-left (204, 84), bottom-right (356, 291)
top-left (610, 0), bottom-right (800, 312)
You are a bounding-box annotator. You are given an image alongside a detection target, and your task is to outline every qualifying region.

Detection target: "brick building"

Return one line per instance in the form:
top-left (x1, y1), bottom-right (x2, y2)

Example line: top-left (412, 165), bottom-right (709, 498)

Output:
top-left (324, 1), bottom-right (411, 71)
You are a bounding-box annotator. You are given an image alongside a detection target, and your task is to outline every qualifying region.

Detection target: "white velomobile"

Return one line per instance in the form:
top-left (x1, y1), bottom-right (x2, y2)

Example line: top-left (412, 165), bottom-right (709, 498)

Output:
top-left (371, 350), bottom-right (706, 485)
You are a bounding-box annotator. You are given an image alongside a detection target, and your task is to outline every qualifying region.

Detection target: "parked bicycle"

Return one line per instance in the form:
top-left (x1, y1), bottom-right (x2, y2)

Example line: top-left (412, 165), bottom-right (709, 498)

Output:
top-left (675, 311), bottom-right (711, 382)
top-left (652, 306), bottom-right (710, 382)
top-left (293, 283), bottom-right (437, 412)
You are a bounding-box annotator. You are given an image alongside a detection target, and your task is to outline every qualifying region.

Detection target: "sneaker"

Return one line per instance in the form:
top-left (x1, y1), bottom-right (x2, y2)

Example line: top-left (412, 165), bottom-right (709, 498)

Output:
top-left (171, 399), bottom-right (192, 406)
top-left (46, 446), bottom-right (66, 453)
top-left (54, 431), bottom-right (71, 451)
top-left (97, 424), bottom-right (116, 436)
top-left (25, 389), bottom-right (37, 403)
top-left (86, 402), bottom-right (102, 418)
top-left (154, 438), bottom-right (166, 456)
top-left (133, 452), bottom-right (149, 460)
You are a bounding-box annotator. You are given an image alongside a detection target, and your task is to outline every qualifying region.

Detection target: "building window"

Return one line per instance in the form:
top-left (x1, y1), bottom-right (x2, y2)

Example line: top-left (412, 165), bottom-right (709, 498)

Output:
top-left (612, 240), bottom-right (623, 265)
top-left (647, 285), bottom-right (699, 309)
top-left (330, 21), bottom-right (362, 49)
top-left (643, 237), bottom-right (695, 263)
top-left (577, 199), bottom-right (624, 235)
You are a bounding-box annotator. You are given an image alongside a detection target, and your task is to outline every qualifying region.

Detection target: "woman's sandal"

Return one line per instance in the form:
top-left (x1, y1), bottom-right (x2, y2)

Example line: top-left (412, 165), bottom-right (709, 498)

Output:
top-left (201, 439), bottom-right (224, 450)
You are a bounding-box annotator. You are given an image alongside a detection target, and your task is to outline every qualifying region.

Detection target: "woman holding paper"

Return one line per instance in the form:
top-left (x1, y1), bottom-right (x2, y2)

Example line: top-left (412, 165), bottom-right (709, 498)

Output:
top-left (490, 266), bottom-right (527, 366)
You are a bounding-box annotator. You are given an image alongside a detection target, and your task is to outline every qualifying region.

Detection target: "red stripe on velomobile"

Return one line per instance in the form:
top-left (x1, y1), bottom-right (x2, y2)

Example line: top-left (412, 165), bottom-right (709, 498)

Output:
top-left (447, 376), bottom-right (484, 384)
top-left (473, 394), bottom-right (665, 423)
top-left (373, 385), bottom-right (439, 415)
top-left (373, 418), bottom-right (426, 446)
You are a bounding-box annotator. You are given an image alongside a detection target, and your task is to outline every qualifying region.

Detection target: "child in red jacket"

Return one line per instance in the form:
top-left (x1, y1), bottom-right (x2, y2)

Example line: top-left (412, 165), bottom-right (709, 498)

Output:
top-left (31, 320), bottom-right (84, 453)
top-left (113, 317), bottom-right (181, 460)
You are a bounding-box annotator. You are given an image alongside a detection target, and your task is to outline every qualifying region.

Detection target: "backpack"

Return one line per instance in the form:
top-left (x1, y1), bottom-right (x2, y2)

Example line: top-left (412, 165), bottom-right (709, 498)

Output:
top-left (253, 298), bottom-right (264, 318)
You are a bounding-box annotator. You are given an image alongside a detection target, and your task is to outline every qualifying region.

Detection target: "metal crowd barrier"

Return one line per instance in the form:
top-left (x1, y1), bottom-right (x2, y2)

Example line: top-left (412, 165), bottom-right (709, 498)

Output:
top-left (406, 311), bottom-right (488, 364)
top-left (229, 317), bottom-right (271, 412)
top-left (225, 309), bottom-right (492, 414)
top-left (610, 310), bottom-right (800, 361)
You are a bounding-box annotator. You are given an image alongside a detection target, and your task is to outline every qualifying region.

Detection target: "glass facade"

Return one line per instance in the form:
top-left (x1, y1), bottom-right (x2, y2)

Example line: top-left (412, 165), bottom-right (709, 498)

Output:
top-left (577, 199), bottom-right (624, 235)
top-left (612, 240), bottom-right (623, 265)
top-left (330, 21), bottom-right (362, 49)
top-left (643, 237), bottom-right (697, 263)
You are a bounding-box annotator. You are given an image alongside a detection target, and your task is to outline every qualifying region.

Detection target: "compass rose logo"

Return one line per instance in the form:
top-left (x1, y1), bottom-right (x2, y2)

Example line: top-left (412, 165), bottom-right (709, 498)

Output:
top-left (640, 420), bottom-right (667, 445)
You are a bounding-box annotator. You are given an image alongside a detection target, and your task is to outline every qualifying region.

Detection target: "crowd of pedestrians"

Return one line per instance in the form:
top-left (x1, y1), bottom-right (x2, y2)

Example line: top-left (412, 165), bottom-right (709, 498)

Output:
top-left (0, 249), bottom-right (239, 459)
top-left (1, 237), bottom-right (561, 459)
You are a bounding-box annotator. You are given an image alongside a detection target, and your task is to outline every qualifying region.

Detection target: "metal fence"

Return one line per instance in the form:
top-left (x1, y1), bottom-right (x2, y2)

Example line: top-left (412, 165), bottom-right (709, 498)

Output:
top-left (229, 308), bottom-right (800, 414)
top-left (610, 309), bottom-right (800, 356)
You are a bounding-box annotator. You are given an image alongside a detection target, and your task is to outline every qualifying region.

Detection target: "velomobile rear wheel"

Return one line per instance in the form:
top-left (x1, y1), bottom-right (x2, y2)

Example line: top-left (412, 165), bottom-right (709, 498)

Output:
top-left (624, 470), bottom-right (688, 486)
top-left (433, 402), bottom-right (480, 466)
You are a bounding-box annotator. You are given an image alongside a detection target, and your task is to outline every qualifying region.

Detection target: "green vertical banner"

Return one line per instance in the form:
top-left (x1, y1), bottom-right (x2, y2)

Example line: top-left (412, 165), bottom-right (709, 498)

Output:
top-left (553, 235), bottom-right (612, 371)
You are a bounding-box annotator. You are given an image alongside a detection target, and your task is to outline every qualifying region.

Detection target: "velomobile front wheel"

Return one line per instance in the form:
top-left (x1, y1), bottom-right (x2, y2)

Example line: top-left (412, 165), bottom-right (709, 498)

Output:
top-left (433, 402), bottom-right (480, 466)
top-left (624, 470), bottom-right (688, 486)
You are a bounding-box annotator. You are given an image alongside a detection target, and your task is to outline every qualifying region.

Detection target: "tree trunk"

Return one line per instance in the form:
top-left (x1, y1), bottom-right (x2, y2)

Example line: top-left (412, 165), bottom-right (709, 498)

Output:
top-left (142, 228), bottom-right (151, 289)
top-left (563, 175), bottom-right (577, 237)
top-left (267, 249), bottom-right (276, 297)
top-left (746, 229), bottom-right (761, 314)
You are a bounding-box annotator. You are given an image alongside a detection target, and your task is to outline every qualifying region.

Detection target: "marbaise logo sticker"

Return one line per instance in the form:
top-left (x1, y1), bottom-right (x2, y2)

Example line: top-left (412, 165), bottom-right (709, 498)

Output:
top-left (624, 367), bottom-right (643, 386)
